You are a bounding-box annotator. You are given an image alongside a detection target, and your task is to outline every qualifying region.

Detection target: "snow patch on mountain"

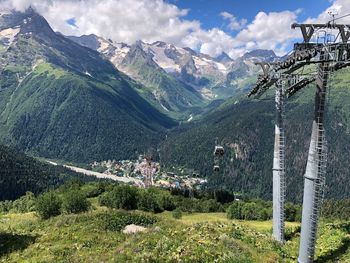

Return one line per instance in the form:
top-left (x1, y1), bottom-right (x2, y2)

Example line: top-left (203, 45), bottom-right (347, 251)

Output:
top-left (68, 34), bottom-right (279, 100)
top-left (146, 43), bottom-right (181, 73)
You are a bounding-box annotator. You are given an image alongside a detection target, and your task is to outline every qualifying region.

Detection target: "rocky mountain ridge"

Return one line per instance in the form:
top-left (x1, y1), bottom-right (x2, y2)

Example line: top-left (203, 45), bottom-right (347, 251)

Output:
top-left (68, 34), bottom-right (279, 100)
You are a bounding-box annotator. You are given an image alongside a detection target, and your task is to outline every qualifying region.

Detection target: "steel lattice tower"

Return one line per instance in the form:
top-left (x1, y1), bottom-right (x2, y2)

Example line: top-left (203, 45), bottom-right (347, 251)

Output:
top-left (298, 48), bottom-right (330, 263)
top-left (272, 79), bottom-right (286, 243)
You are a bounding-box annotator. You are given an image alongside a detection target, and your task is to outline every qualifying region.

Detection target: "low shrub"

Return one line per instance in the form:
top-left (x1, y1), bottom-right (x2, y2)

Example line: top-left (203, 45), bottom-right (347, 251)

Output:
top-left (0, 200), bottom-right (12, 213)
top-left (97, 211), bottom-right (157, 231)
top-left (322, 199), bottom-right (350, 221)
top-left (62, 190), bottom-right (90, 214)
top-left (0, 192), bottom-right (36, 214)
top-left (157, 191), bottom-right (176, 211)
top-left (99, 185), bottom-right (139, 210)
top-left (201, 199), bottom-right (224, 213)
top-left (285, 202), bottom-right (302, 222)
top-left (227, 201), bottom-right (245, 220)
top-left (172, 197), bottom-right (223, 213)
top-left (82, 182), bottom-right (109, 198)
top-left (285, 225), bottom-right (301, 240)
top-left (227, 199), bottom-right (302, 222)
top-left (36, 191), bottom-right (62, 219)
top-left (58, 179), bottom-right (83, 192)
top-left (172, 208), bottom-right (182, 219)
top-left (227, 201), bottom-right (272, 221)
top-left (137, 190), bottom-right (163, 213)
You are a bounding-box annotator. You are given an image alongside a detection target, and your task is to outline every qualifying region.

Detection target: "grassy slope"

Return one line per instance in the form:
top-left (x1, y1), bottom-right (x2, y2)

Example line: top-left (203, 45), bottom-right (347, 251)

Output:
top-left (0, 204), bottom-right (349, 263)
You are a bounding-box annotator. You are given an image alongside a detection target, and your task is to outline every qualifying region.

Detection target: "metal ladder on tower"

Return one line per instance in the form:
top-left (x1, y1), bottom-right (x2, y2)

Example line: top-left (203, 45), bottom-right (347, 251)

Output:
top-left (279, 130), bottom-right (286, 241)
top-left (307, 127), bottom-right (328, 257)
top-left (278, 81), bottom-right (286, 241)
top-left (306, 54), bottom-right (330, 257)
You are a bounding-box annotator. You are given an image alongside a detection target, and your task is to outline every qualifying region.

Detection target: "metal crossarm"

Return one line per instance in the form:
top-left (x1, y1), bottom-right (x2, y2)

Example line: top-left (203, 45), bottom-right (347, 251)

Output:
top-left (291, 23), bottom-right (350, 43)
top-left (286, 77), bottom-right (316, 98)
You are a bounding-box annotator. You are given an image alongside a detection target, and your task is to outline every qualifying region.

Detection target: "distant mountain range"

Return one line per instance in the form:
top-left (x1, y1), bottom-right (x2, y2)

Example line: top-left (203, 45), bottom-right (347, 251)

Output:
top-left (68, 34), bottom-right (278, 101)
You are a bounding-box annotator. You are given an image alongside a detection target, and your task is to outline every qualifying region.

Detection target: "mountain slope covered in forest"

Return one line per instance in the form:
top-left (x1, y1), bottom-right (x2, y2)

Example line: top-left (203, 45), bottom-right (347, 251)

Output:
top-left (0, 144), bottom-right (95, 201)
top-left (159, 67), bottom-right (350, 202)
top-left (0, 9), bottom-right (175, 163)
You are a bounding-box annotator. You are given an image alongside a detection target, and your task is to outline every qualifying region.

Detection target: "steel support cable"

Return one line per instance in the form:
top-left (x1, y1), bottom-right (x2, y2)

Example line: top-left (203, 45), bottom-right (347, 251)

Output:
top-left (329, 13), bottom-right (350, 23)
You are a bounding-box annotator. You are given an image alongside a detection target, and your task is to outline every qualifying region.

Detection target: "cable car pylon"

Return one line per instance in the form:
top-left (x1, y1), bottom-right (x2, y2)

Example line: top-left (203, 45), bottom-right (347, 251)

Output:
top-left (248, 14), bottom-right (350, 262)
top-left (272, 78), bottom-right (286, 243)
top-left (249, 63), bottom-right (293, 243)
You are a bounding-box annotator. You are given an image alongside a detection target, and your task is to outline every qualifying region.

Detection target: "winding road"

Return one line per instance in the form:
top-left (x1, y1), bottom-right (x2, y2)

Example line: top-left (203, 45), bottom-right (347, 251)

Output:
top-left (47, 161), bottom-right (141, 184)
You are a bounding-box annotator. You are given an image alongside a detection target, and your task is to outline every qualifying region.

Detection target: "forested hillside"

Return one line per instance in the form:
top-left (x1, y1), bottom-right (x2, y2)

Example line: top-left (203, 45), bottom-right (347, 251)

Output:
top-left (160, 67), bottom-right (350, 202)
top-left (0, 9), bottom-right (175, 163)
top-left (0, 145), bottom-right (94, 201)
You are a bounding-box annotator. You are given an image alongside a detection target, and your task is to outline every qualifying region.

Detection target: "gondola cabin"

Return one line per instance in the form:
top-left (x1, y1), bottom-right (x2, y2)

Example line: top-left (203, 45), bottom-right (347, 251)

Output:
top-left (214, 146), bottom-right (224, 156)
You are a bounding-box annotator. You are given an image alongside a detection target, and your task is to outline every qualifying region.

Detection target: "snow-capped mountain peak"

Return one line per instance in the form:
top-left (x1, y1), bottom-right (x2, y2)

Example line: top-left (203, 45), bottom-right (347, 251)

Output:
top-left (68, 34), bottom-right (279, 100)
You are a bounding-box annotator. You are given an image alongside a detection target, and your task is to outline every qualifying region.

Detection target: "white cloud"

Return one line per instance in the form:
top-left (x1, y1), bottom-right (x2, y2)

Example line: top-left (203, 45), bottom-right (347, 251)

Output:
top-left (1, 0), bottom-right (246, 57)
top-left (234, 10), bottom-right (300, 56)
top-left (182, 28), bottom-right (240, 57)
top-left (0, 0), bottom-right (348, 58)
top-left (220, 11), bottom-right (247, 31)
top-left (305, 0), bottom-right (350, 24)
top-left (0, 0), bottom-right (201, 45)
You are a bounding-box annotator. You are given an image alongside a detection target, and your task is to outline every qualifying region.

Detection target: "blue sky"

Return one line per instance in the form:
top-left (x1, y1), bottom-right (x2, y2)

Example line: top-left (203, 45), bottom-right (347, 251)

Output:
top-left (168, 0), bottom-right (331, 31)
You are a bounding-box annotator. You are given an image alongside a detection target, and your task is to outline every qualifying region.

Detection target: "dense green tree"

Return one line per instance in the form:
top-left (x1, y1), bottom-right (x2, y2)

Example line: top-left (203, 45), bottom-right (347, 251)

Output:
top-left (213, 190), bottom-right (235, 204)
top-left (0, 145), bottom-right (96, 201)
top-left (160, 74), bottom-right (350, 202)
